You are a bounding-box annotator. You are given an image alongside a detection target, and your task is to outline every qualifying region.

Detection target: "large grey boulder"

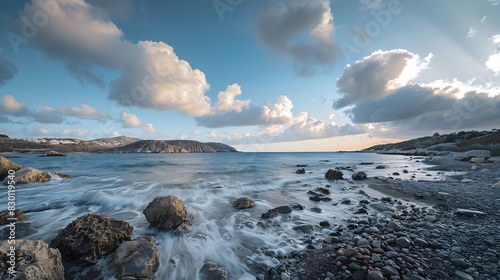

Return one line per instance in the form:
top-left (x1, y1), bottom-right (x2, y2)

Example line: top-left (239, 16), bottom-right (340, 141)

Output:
top-left (3, 167), bottom-right (51, 185)
top-left (109, 236), bottom-right (160, 280)
top-left (352, 171), bottom-right (367, 180)
top-left (0, 240), bottom-right (64, 280)
top-left (143, 196), bottom-right (187, 230)
top-left (49, 213), bottom-right (133, 264)
top-left (0, 157), bottom-right (23, 181)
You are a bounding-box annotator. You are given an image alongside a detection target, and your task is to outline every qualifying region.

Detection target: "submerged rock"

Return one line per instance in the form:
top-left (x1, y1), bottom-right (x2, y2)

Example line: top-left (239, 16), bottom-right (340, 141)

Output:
top-left (375, 165), bottom-right (386, 169)
top-left (325, 169), bottom-right (343, 180)
top-left (352, 171), bottom-right (367, 180)
top-left (261, 209), bottom-right (279, 219)
top-left (110, 236), bottom-right (160, 280)
top-left (143, 196), bottom-right (187, 230)
top-left (46, 150), bottom-right (66, 156)
top-left (295, 168), bottom-right (305, 174)
top-left (0, 209), bottom-right (27, 225)
top-left (0, 240), bottom-right (64, 280)
top-left (199, 262), bottom-right (228, 280)
top-left (0, 157), bottom-right (23, 180)
top-left (2, 222), bottom-right (37, 239)
top-left (234, 197), bottom-right (255, 209)
top-left (49, 213), bottom-right (133, 264)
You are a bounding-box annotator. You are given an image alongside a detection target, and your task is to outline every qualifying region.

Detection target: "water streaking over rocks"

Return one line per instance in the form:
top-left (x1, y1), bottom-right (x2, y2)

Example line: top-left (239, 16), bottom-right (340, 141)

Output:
top-left (0, 152), bottom-right (498, 279)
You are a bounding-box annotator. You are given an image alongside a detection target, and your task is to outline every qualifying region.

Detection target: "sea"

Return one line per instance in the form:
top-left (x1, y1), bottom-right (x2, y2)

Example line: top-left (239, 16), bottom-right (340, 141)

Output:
top-left (1, 152), bottom-right (453, 279)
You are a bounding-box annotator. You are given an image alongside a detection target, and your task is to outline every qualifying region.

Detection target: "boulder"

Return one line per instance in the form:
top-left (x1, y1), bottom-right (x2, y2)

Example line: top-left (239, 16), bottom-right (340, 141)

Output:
top-left (2, 222), bottom-right (37, 239)
top-left (325, 169), bottom-right (343, 180)
top-left (234, 197), bottom-right (255, 209)
top-left (0, 240), bottom-right (64, 280)
top-left (352, 171), bottom-right (367, 180)
top-left (375, 165), bottom-right (386, 169)
top-left (199, 262), bottom-right (227, 280)
top-left (143, 196), bottom-right (187, 230)
top-left (55, 173), bottom-right (72, 179)
top-left (109, 236), bottom-right (159, 280)
top-left (0, 157), bottom-right (23, 181)
top-left (3, 167), bottom-right (51, 185)
top-left (295, 168), bottom-right (305, 174)
top-left (454, 150), bottom-right (490, 161)
top-left (49, 213), bottom-right (133, 264)
top-left (261, 209), bottom-right (279, 219)
top-left (273, 206), bottom-right (292, 214)
top-left (0, 209), bottom-right (27, 225)
top-left (46, 151), bottom-right (66, 157)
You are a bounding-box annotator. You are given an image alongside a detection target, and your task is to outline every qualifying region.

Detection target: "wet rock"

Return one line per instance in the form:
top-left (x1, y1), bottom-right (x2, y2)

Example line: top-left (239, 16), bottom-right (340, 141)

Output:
top-left (402, 169), bottom-right (409, 173)
top-left (0, 157), bottom-right (23, 180)
top-left (375, 165), bottom-right (386, 169)
top-left (143, 196), bottom-right (187, 230)
top-left (309, 196), bottom-right (321, 202)
top-left (0, 240), bottom-right (64, 280)
top-left (55, 172), bottom-right (72, 178)
top-left (109, 236), bottom-right (159, 280)
top-left (49, 213), bottom-right (133, 264)
top-left (454, 270), bottom-right (474, 280)
top-left (341, 199), bottom-right (352, 205)
top-left (261, 209), bottom-right (279, 219)
top-left (0, 209), bottom-right (27, 225)
top-left (360, 162), bottom-right (374, 165)
top-left (2, 222), bottom-right (37, 239)
top-left (199, 262), bottom-right (228, 280)
top-left (320, 197), bottom-right (332, 202)
top-left (291, 203), bottom-right (305, 210)
top-left (396, 237), bottom-right (411, 248)
top-left (274, 206), bottom-right (292, 214)
top-left (352, 171), bottom-right (367, 180)
top-left (455, 208), bottom-right (486, 217)
top-left (470, 157), bottom-right (485, 163)
top-left (316, 187), bottom-right (331, 195)
top-left (173, 214), bottom-right (194, 236)
top-left (295, 168), bottom-right (305, 174)
top-left (296, 164), bottom-right (307, 167)
top-left (392, 172), bottom-right (400, 176)
top-left (319, 221), bottom-right (330, 228)
top-left (46, 150), bottom-right (66, 156)
top-left (381, 266), bottom-right (399, 277)
top-left (234, 197), bottom-right (255, 209)
top-left (3, 167), bottom-right (51, 185)
top-left (325, 169), bottom-right (343, 180)
top-left (450, 258), bottom-right (469, 268)
top-left (310, 207), bottom-right (322, 213)
top-left (292, 224), bottom-right (315, 233)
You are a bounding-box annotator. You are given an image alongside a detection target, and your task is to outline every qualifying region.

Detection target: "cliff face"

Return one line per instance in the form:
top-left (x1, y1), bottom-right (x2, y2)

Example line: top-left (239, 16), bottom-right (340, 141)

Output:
top-left (108, 140), bottom-right (237, 153)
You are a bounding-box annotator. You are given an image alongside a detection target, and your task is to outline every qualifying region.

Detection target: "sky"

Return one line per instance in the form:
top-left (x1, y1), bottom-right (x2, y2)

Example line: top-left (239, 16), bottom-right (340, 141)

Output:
top-left (0, 0), bottom-right (499, 152)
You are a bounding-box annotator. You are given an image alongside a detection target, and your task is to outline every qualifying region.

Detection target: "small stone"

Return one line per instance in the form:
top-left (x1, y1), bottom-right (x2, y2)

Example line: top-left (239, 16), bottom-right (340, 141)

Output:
top-left (451, 258), bottom-right (470, 268)
top-left (349, 262), bottom-right (363, 271)
top-left (343, 248), bottom-right (358, 257)
top-left (388, 221), bottom-right (403, 231)
top-left (375, 165), bottom-right (386, 169)
top-left (281, 272), bottom-right (290, 280)
top-left (396, 237), bottom-right (411, 248)
top-left (455, 270), bottom-right (474, 280)
top-left (367, 270), bottom-right (384, 280)
top-left (381, 266), bottom-right (399, 277)
top-left (392, 172), bottom-right (400, 176)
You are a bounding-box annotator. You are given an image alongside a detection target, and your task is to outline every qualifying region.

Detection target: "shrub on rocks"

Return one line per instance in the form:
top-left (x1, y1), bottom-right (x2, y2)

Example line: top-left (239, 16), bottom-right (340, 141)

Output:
top-left (143, 196), bottom-right (187, 230)
top-left (109, 236), bottom-right (159, 280)
top-left (49, 213), bottom-right (133, 264)
top-left (0, 240), bottom-right (64, 280)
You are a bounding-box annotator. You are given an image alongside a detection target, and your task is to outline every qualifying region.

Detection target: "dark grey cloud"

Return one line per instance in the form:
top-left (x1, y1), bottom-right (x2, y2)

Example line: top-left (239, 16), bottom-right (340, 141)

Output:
top-left (0, 52), bottom-right (18, 86)
top-left (257, 1), bottom-right (339, 76)
top-left (346, 84), bottom-right (500, 132)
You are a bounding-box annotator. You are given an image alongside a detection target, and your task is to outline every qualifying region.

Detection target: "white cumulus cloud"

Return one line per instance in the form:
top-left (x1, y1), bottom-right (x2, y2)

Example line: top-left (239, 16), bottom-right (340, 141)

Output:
top-left (58, 104), bottom-right (110, 120)
top-left (214, 84), bottom-right (251, 113)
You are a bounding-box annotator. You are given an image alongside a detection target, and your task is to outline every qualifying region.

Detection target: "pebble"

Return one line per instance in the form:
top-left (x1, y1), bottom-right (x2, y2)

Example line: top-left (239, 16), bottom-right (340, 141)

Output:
top-left (381, 266), bottom-right (400, 277)
top-left (455, 270), bottom-right (475, 280)
top-left (388, 221), bottom-right (403, 231)
top-left (396, 237), bottom-right (411, 248)
top-left (367, 270), bottom-right (384, 280)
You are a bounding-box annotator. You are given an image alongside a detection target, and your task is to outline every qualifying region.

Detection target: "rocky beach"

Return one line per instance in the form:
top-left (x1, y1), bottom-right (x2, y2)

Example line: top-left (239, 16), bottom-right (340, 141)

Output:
top-left (0, 149), bottom-right (499, 280)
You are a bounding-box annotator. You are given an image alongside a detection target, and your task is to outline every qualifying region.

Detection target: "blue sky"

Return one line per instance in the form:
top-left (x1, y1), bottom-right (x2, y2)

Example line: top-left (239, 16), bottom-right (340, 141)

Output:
top-left (0, 0), bottom-right (499, 151)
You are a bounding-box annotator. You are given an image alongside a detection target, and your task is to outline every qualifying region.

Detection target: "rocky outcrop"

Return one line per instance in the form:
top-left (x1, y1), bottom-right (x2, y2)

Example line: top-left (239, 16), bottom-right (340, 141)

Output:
top-left (109, 236), bottom-right (159, 280)
top-left (199, 262), bottom-right (228, 280)
top-left (3, 167), bottom-right (51, 185)
top-left (0, 157), bottom-right (23, 180)
top-left (165, 140), bottom-right (237, 152)
top-left (143, 196), bottom-right (187, 230)
top-left (0, 209), bottom-right (27, 225)
top-left (108, 140), bottom-right (237, 153)
top-left (234, 197), bottom-right (255, 209)
top-left (0, 240), bottom-right (64, 280)
top-left (454, 150), bottom-right (491, 161)
top-left (352, 171), bottom-right (367, 180)
top-left (46, 151), bottom-right (66, 156)
top-left (49, 213), bottom-right (133, 264)
top-left (325, 169), bottom-right (343, 180)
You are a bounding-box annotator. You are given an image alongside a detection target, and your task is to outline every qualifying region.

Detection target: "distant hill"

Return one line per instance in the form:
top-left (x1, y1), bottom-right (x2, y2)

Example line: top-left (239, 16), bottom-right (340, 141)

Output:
top-left (105, 140), bottom-right (237, 153)
top-left (0, 136), bottom-right (237, 154)
top-left (363, 129), bottom-right (500, 156)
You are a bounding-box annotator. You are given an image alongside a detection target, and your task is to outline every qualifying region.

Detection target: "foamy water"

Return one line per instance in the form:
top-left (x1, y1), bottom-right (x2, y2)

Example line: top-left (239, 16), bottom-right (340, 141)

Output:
top-left (0, 152), bottom-right (455, 279)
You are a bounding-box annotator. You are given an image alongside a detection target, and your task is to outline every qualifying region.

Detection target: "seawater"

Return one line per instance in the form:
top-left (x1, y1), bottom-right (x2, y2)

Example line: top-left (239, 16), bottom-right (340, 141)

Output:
top-left (1, 152), bottom-right (449, 279)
